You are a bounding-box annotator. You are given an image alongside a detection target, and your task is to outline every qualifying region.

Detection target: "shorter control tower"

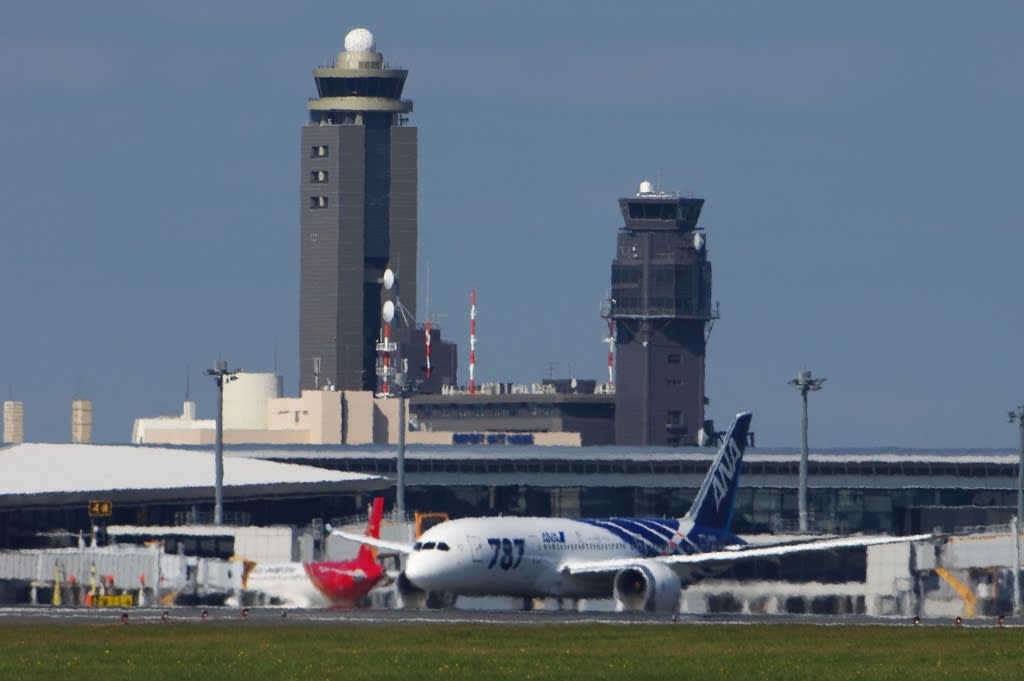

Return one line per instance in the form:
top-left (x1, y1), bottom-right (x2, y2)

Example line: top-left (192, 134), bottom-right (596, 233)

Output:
top-left (610, 181), bottom-right (714, 446)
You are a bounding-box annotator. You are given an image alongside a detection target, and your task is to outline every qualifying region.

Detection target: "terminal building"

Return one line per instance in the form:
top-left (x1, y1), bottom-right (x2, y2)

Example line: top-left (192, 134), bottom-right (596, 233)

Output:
top-left (6, 440), bottom-right (1020, 545)
top-left (1, 439), bottom-right (1020, 615)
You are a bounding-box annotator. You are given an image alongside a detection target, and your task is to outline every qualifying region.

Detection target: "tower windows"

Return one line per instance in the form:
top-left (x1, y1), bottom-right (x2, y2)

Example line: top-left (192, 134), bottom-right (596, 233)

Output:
top-left (311, 145), bottom-right (329, 158)
top-left (311, 170), bottom-right (329, 184)
top-left (310, 196), bottom-right (329, 209)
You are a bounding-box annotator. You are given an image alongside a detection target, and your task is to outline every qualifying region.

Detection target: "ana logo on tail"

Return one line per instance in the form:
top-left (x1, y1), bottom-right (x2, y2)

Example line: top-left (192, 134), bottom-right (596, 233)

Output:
top-left (711, 438), bottom-right (743, 511)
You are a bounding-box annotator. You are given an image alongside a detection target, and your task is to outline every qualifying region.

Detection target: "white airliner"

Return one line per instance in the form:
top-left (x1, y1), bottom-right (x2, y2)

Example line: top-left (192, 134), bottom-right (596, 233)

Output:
top-left (334, 412), bottom-right (931, 612)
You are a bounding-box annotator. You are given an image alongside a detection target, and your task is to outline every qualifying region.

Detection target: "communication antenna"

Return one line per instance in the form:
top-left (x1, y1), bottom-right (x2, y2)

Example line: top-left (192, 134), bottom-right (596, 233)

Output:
top-left (469, 289), bottom-right (477, 395)
top-left (383, 267), bottom-right (415, 326)
top-left (423, 262), bottom-right (431, 324)
top-left (603, 320), bottom-right (616, 387)
top-left (425, 320), bottom-right (432, 381)
top-left (378, 300), bottom-right (396, 395)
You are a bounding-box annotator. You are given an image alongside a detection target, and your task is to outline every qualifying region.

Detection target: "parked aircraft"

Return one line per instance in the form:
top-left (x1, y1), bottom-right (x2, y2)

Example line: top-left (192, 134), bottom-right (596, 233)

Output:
top-left (335, 413), bottom-right (932, 612)
top-left (245, 497), bottom-right (385, 607)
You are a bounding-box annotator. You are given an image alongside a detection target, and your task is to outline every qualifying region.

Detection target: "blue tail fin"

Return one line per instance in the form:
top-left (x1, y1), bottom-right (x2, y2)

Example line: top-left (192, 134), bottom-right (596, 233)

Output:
top-left (684, 412), bottom-right (752, 531)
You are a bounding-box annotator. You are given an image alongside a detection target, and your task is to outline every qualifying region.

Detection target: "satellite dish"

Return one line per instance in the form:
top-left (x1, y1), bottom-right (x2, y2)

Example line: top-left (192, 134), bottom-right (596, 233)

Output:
top-left (693, 232), bottom-right (705, 251)
top-left (382, 300), bottom-right (395, 323)
top-left (383, 269), bottom-right (395, 290)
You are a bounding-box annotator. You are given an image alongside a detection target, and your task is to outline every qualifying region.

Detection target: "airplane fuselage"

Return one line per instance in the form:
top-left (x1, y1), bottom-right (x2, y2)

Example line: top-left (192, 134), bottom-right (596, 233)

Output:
top-left (246, 560), bottom-right (382, 608)
top-left (404, 516), bottom-right (743, 599)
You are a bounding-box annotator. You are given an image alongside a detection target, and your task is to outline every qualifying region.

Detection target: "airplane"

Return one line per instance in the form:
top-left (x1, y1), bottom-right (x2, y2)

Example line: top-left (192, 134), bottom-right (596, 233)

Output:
top-left (333, 412), bottom-right (932, 612)
top-left (244, 496), bottom-right (386, 608)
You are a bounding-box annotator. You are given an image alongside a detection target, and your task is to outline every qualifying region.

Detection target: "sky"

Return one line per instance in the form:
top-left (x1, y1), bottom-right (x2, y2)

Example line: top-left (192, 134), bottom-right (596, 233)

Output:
top-left (1, 1), bottom-right (1022, 448)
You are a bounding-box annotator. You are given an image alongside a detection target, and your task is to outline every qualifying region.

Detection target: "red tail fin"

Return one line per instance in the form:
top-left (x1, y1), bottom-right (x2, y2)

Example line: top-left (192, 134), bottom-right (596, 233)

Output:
top-left (356, 497), bottom-right (385, 563)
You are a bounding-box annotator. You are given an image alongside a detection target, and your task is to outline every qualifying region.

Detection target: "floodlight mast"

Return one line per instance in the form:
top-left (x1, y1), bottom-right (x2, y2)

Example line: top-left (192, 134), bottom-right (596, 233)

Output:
top-left (395, 359), bottom-right (409, 520)
top-left (789, 370), bottom-right (826, 533)
top-left (205, 361), bottom-right (240, 525)
top-left (1008, 406), bottom-right (1024, 613)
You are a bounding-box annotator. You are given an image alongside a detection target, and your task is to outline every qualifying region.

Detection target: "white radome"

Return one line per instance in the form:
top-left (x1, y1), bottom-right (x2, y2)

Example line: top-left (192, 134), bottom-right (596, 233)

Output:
top-left (344, 28), bottom-right (376, 53)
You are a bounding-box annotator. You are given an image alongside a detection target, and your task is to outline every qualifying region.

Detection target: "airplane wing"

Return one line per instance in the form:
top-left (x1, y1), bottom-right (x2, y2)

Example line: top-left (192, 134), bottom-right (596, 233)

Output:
top-left (561, 533), bottom-right (933, 576)
top-left (330, 529), bottom-right (413, 555)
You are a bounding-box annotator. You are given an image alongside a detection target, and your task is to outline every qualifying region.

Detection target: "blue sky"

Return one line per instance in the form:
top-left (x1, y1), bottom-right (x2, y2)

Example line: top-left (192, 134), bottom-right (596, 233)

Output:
top-left (1, 2), bottom-right (1021, 447)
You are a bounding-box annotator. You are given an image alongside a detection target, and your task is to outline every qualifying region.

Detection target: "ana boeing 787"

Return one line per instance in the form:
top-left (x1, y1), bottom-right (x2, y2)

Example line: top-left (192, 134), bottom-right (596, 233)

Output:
top-left (335, 413), bottom-right (930, 612)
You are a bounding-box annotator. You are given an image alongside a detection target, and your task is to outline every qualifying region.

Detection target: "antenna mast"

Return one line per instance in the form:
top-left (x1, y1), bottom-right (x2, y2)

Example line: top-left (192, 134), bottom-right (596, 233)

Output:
top-left (469, 289), bottom-right (477, 395)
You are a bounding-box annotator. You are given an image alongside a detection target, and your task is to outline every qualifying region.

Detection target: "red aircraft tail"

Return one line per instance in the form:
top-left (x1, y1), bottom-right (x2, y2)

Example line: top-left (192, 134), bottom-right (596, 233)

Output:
top-left (356, 497), bottom-right (385, 564)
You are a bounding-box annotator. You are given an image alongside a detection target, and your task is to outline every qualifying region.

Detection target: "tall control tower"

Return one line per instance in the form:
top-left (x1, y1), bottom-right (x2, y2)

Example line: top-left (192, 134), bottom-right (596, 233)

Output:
top-left (300, 28), bottom-right (417, 391)
top-left (610, 181), bottom-right (714, 446)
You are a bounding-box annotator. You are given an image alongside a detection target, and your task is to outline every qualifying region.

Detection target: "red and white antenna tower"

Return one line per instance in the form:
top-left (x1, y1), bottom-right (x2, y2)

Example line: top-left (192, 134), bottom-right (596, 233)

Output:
top-left (469, 289), bottom-right (477, 395)
top-left (424, 320), bottom-right (432, 381)
top-left (377, 299), bottom-right (397, 396)
top-left (604, 319), bottom-right (616, 386)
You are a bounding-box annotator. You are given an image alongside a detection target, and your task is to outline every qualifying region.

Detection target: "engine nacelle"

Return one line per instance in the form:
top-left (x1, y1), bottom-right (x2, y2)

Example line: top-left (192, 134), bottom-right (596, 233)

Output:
top-left (395, 571), bottom-right (426, 609)
top-left (613, 562), bottom-right (682, 613)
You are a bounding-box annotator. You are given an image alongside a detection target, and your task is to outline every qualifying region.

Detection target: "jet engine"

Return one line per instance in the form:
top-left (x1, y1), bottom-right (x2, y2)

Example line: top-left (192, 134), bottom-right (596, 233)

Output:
top-left (394, 572), bottom-right (456, 609)
top-left (612, 562), bottom-right (682, 613)
top-left (395, 571), bottom-right (426, 609)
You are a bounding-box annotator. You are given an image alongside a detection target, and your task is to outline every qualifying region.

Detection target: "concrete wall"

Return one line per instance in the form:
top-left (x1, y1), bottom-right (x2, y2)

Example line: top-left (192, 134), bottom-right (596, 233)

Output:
top-left (267, 390), bottom-right (342, 444)
top-left (133, 389), bottom-right (581, 447)
top-left (343, 390), bottom-right (376, 444)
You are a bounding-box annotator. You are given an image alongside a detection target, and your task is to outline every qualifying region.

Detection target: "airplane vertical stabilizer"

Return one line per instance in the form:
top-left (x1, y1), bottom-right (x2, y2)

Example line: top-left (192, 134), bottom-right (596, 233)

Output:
top-left (683, 412), bottom-right (751, 531)
top-left (357, 496), bottom-right (385, 563)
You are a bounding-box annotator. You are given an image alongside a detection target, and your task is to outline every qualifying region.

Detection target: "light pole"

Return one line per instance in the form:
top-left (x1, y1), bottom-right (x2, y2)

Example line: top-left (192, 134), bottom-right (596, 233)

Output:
top-left (789, 370), bottom-right (826, 533)
top-left (395, 360), bottom-right (409, 520)
top-left (1008, 406), bottom-right (1024, 612)
top-left (205, 361), bottom-right (239, 525)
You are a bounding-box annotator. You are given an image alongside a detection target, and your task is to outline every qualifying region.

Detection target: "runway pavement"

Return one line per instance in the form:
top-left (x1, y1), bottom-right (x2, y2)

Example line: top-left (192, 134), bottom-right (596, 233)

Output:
top-left (0, 605), bottom-right (1013, 628)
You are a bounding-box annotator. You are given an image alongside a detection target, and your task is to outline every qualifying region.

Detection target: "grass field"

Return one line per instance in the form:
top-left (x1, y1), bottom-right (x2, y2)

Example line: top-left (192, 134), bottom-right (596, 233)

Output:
top-left (1, 621), bottom-right (1021, 680)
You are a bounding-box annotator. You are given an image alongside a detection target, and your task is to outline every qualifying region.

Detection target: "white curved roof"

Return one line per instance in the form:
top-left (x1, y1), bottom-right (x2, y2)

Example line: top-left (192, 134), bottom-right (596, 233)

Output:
top-left (0, 443), bottom-right (388, 506)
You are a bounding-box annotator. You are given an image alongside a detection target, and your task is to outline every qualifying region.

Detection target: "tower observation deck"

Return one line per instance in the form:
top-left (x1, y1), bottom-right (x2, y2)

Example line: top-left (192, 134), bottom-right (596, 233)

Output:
top-left (610, 181), bottom-right (714, 446)
top-left (300, 28), bottom-right (418, 392)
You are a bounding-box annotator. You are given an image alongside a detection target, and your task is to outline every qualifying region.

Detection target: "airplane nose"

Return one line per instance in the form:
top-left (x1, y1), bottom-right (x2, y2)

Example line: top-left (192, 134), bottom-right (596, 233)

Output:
top-left (403, 552), bottom-right (447, 590)
top-left (403, 553), bottom-right (430, 586)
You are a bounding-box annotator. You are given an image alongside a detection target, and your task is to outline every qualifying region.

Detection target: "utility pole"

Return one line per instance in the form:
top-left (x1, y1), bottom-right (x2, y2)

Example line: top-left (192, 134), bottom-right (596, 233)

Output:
top-left (789, 370), bottom-right (826, 533)
top-left (1008, 406), bottom-right (1024, 612)
top-left (394, 359), bottom-right (409, 520)
top-left (205, 361), bottom-right (239, 525)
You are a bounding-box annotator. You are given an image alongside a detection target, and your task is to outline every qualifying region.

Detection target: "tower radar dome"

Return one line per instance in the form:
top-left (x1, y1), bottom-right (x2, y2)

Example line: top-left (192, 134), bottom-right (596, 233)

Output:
top-left (638, 180), bottom-right (654, 195)
top-left (344, 28), bottom-right (376, 53)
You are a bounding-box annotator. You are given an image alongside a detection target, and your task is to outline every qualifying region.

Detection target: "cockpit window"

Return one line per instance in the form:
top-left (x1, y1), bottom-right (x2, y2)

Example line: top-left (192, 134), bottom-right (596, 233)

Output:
top-left (421, 542), bottom-right (436, 550)
top-left (437, 542), bottom-right (450, 551)
top-left (412, 542), bottom-right (422, 551)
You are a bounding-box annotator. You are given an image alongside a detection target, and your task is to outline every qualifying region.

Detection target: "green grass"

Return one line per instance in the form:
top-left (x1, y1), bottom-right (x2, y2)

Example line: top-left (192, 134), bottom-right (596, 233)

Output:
top-left (1, 622), bottom-right (1021, 680)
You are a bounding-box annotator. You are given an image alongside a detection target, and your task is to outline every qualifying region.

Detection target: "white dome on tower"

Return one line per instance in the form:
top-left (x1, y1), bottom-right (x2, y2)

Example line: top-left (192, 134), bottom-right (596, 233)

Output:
top-left (344, 28), bottom-right (376, 53)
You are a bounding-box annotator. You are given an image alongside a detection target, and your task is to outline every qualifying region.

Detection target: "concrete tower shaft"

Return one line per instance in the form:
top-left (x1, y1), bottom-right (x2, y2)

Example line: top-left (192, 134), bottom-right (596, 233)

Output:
top-left (300, 28), bottom-right (418, 392)
top-left (611, 183), bottom-right (714, 446)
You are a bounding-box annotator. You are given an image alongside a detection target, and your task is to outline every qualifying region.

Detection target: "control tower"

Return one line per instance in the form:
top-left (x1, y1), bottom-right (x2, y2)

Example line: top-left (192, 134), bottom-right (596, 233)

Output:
top-left (300, 28), bottom-right (417, 391)
top-left (610, 181), bottom-right (714, 446)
